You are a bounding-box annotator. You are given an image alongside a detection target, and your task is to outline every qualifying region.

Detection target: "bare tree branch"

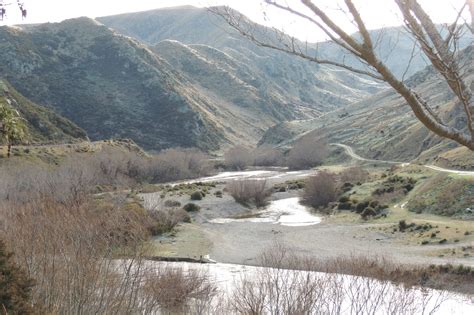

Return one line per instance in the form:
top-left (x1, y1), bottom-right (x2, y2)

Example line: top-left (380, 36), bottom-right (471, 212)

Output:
top-left (213, 0), bottom-right (474, 149)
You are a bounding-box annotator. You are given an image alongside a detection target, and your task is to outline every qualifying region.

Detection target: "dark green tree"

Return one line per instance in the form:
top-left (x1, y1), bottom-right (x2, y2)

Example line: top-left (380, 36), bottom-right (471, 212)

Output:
top-left (0, 100), bottom-right (28, 158)
top-left (0, 240), bottom-right (35, 314)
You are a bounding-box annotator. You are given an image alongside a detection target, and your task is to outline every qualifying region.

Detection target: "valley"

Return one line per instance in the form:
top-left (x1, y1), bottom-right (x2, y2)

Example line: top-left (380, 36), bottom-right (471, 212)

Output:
top-left (140, 145), bottom-right (474, 270)
top-left (0, 2), bottom-right (473, 314)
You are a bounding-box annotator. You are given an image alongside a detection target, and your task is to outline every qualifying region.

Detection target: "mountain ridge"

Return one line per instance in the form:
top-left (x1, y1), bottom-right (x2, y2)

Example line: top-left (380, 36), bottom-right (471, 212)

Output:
top-left (0, 8), bottom-right (383, 151)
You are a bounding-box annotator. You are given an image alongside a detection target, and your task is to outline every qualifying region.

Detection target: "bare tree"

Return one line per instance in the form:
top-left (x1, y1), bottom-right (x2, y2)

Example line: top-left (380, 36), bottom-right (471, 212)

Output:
top-left (224, 145), bottom-right (252, 170)
top-left (286, 135), bottom-right (329, 170)
top-left (226, 179), bottom-right (271, 207)
top-left (213, 1), bottom-right (474, 150)
top-left (301, 171), bottom-right (337, 209)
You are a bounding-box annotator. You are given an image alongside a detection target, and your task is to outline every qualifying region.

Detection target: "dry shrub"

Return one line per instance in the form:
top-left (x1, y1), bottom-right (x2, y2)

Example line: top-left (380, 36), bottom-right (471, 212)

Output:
top-left (226, 180), bottom-right (270, 207)
top-left (224, 145), bottom-right (252, 170)
top-left (0, 147), bottom-right (211, 205)
top-left (148, 208), bottom-right (191, 235)
top-left (0, 196), bottom-right (151, 314)
top-left (223, 145), bottom-right (284, 169)
top-left (149, 148), bottom-right (211, 183)
top-left (339, 166), bottom-right (369, 184)
top-left (301, 171), bottom-right (337, 210)
top-left (286, 136), bottom-right (328, 170)
top-left (251, 146), bottom-right (284, 166)
top-left (231, 245), bottom-right (446, 315)
top-left (141, 266), bottom-right (217, 313)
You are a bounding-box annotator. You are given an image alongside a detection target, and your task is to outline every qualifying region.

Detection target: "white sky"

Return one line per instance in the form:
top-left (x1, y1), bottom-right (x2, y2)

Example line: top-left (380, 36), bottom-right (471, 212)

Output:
top-left (0, 0), bottom-right (470, 42)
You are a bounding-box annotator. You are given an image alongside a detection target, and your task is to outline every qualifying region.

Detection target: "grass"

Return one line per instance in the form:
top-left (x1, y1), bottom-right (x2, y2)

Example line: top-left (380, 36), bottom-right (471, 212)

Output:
top-left (326, 164), bottom-right (474, 250)
top-left (0, 140), bottom-right (142, 165)
top-left (141, 182), bottom-right (219, 198)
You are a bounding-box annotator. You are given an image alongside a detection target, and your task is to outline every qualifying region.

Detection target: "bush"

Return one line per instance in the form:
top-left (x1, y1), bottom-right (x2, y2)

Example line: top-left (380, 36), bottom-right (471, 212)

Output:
top-left (301, 172), bottom-right (337, 209)
top-left (337, 202), bottom-right (352, 210)
top-left (251, 146), bottom-right (284, 166)
top-left (399, 220), bottom-right (408, 231)
top-left (214, 190), bottom-right (223, 198)
top-left (183, 203), bottom-right (201, 212)
top-left (224, 145), bottom-right (252, 170)
top-left (355, 200), bottom-right (370, 213)
top-left (339, 196), bottom-right (350, 203)
top-left (149, 208), bottom-right (191, 235)
top-left (286, 136), bottom-right (329, 170)
top-left (361, 207), bottom-right (377, 219)
top-left (339, 167), bottom-right (369, 184)
top-left (340, 182), bottom-right (354, 192)
top-left (148, 148), bottom-right (211, 183)
top-left (0, 240), bottom-right (35, 314)
top-left (164, 200), bottom-right (182, 208)
top-left (142, 267), bottom-right (216, 311)
top-left (226, 180), bottom-right (270, 207)
top-left (190, 191), bottom-right (203, 201)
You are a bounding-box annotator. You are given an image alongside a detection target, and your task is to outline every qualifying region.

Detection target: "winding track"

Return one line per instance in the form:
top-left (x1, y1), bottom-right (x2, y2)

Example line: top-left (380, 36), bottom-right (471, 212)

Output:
top-left (331, 143), bottom-right (474, 176)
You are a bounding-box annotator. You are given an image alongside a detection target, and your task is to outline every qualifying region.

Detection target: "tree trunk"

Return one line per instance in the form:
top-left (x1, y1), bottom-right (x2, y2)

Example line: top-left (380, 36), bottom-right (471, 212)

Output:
top-left (7, 143), bottom-right (11, 158)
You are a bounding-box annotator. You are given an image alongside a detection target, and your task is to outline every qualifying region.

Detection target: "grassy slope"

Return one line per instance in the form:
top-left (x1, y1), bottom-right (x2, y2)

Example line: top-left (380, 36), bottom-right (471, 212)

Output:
top-left (0, 79), bottom-right (87, 144)
top-left (259, 46), bottom-right (474, 169)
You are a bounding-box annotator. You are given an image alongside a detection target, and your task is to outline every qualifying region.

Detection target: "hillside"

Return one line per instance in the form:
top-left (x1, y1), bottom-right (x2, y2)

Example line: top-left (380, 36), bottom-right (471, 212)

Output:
top-left (0, 10), bottom-right (384, 152)
top-left (97, 6), bottom-right (472, 80)
top-left (259, 45), bottom-right (474, 168)
top-left (0, 19), bottom-right (228, 151)
top-left (0, 79), bottom-right (87, 144)
top-left (318, 26), bottom-right (473, 79)
top-left (98, 6), bottom-right (384, 113)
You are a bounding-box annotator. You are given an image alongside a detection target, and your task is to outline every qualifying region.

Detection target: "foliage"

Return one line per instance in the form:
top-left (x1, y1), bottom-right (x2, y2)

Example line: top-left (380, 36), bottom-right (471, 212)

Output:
top-left (190, 191), bottom-right (203, 200)
top-left (0, 100), bottom-right (29, 157)
top-left (183, 203), bottom-right (201, 212)
top-left (0, 240), bottom-right (35, 314)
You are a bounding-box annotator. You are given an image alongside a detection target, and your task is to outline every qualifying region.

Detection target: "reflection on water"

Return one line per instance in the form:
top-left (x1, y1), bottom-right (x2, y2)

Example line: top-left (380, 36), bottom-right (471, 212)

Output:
top-left (210, 197), bottom-right (321, 227)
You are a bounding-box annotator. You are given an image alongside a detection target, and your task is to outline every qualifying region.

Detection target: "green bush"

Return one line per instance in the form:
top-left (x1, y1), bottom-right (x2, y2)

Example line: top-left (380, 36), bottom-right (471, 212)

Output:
top-left (355, 200), bottom-right (370, 213)
top-left (0, 240), bottom-right (35, 314)
top-left (339, 196), bottom-right (350, 203)
top-left (214, 190), bottom-right (223, 198)
top-left (190, 191), bottom-right (203, 200)
top-left (361, 207), bottom-right (377, 219)
top-left (164, 200), bottom-right (182, 208)
top-left (399, 220), bottom-right (408, 231)
top-left (337, 202), bottom-right (352, 210)
top-left (183, 203), bottom-right (201, 212)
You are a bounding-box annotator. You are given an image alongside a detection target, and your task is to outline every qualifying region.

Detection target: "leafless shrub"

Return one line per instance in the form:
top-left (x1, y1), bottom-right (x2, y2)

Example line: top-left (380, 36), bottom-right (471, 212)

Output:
top-left (226, 180), bottom-right (271, 207)
top-left (339, 166), bottom-right (370, 184)
top-left (148, 208), bottom-right (191, 235)
top-left (301, 171), bottom-right (337, 210)
top-left (224, 145), bottom-right (252, 170)
top-left (231, 244), bottom-right (446, 315)
top-left (286, 136), bottom-right (329, 170)
top-left (0, 196), bottom-right (151, 314)
top-left (251, 146), bottom-right (284, 166)
top-left (149, 148), bottom-right (211, 182)
top-left (141, 266), bottom-right (217, 313)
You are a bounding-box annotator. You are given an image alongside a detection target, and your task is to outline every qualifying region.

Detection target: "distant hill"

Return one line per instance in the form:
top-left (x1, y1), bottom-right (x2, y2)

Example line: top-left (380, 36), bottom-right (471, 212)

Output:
top-left (0, 79), bottom-right (87, 144)
top-left (98, 6), bottom-right (383, 113)
top-left (259, 45), bottom-right (474, 167)
top-left (317, 26), bottom-right (473, 79)
top-left (0, 9), bottom-right (383, 152)
top-left (98, 6), bottom-right (472, 80)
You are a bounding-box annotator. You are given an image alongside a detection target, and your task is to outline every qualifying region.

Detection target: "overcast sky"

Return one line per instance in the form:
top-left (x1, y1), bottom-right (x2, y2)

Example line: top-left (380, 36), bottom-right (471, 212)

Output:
top-left (0, 0), bottom-right (470, 42)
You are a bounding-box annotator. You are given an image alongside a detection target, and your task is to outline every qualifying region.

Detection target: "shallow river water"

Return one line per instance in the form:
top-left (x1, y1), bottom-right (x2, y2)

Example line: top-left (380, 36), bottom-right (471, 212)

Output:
top-left (139, 170), bottom-right (474, 314)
